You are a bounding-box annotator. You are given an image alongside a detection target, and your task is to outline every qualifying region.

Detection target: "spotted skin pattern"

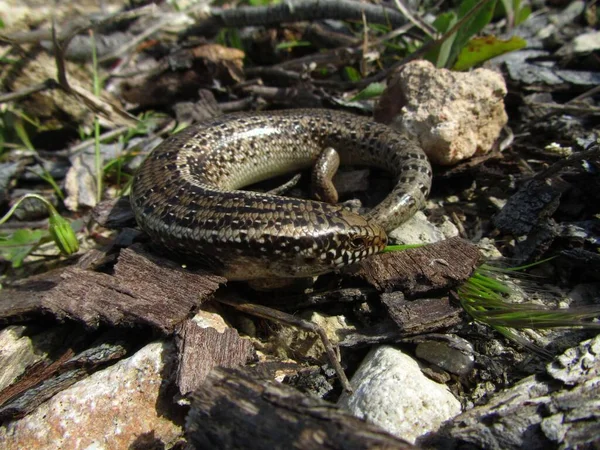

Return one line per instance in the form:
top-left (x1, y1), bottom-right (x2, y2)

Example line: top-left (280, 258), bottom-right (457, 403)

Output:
top-left (131, 109), bottom-right (432, 280)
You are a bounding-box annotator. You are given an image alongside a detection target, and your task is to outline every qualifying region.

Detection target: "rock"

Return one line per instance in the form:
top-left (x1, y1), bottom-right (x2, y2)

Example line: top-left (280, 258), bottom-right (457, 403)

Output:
top-left (187, 367), bottom-right (415, 450)
top-left (0, 341), bottom-right (184, 449)
top-left (64, 151), bottom-right (98, 211)
top-left (338, 345), bottom-right (461, 444)
top-left (536, 0), bottom-right (586, 40)
top-left (569, 30), bottom-right (600, 53)
top-left (0, 326), bottom-right (48, 392)
top-left (414, 334), bottom-right (475, 376)
top-left (477, 237), bottom-right (504, 259)
top-left (374, 60), bottom-right (508, 165)
top-left (388, 211), bottom-right (458, 245)
top-left (498, 48), bottom-right (600, 87)
top-left (547, 335), bottom-right (600, 385)
top-left (64, 141), bottom-right (129, 211)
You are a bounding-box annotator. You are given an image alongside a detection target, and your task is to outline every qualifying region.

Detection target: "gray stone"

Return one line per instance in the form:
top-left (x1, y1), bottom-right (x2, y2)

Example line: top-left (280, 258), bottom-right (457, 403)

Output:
top-left (415, 335), bottom-right (475, 376)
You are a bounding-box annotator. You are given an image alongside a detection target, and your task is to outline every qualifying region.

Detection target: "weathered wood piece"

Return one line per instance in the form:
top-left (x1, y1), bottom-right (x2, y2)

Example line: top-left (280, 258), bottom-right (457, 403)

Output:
top-left (175, 313), bottom-right (254, 395)
top-left (381, 292), bottom-right (463, 335)
top-left (350, 237), bottom-right (481, 294)
top-left (337, 319), bottom-right (413, 348)
top-left (0, 244), bottom-right (226, 332)
top-left (187, 367), bottom-right (415, 450)
top-left (0, 269), bottom-right (61, 323)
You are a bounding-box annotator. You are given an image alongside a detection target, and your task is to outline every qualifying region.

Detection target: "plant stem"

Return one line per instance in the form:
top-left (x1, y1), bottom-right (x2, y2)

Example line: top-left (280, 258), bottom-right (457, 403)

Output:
top-left (0, 193), bottom-right (56, 226)
top-left (90, 30), bottom-right (103, 203)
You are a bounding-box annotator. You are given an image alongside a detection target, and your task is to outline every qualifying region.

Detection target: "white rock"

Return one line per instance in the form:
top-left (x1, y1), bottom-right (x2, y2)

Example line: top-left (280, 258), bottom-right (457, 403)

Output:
top-left (338, 345), bottom-right (461, 443)
top-left (571, 30), bottom-right (600, 53)
top-left (388, 211), bottom-right (457, 245)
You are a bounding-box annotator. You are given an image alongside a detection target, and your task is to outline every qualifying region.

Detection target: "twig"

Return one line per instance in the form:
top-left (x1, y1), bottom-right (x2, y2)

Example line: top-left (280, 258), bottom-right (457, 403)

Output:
top-left (216, 295), bottom-right (352, 392)
top-left (519, 89), bottom-right (600, 133)
top-left (0, 219), bottom-right (49, 230)
top-left (266, 173), bottom-right (303, 195)
top-left (51, 19), bottom-right (69, 90)
top-left (275, 46), bottom-right (362, 71)
top-left (360, 10), bottom-right (369, 77)
top-left (270, 0), bottom-right (492, 91)
top-left (372, 22), bottom-right (418, 45)
top-left (186, 0), bottom-right (408, 36)
top-left (245, 67), bottom-right (303, 82)
top-left (533, 103), bottom-right (600, 115)
top-left (219, 97), bottom-right (256, 113)
top-left (48, 20), bottom-right (138, 127)
top-left (98, 17), bottom-right (172, 64)
top-left (568, 85), bottom-right (600, 104)
top-left (0, 79), bottom-right (59, 104)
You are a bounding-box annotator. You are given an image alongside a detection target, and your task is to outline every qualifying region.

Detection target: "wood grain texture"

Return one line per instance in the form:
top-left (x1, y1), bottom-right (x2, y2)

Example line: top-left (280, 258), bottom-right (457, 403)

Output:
top-left (351, 237), bottom-right (482, 294)
top-left (0, 244), bottom-right (226, 332)
top-left (175, 317), bottom-right (254, 395)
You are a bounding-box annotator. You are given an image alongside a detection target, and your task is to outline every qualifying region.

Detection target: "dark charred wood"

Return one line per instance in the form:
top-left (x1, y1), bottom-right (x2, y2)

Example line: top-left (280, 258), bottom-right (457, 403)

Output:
top-left (186, 366), bottom-right (415, 450)
top-left (381, 292), bottom-right (464, 334)
top-left (493, 178), bottom-right (563, 236)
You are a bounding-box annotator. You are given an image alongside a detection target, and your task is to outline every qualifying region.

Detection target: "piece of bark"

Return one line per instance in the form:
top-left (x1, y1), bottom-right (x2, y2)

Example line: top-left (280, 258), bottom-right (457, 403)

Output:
top-left (175, 311), bottom-right (254, 395)
top-left (187, 367), bottom-right (415, 450)
top-left (0, 269), bottom-right (65, 324)
top-left (349, 237), bottom-right (481, 294)
top-left (337, 319), bottom-right (411, 348)
top-left (0, 244), bottom-right (226, 332)
top-left (47, 245), bottom-right (225, 332)
top-left (381, 292), bottom-right (464, 334)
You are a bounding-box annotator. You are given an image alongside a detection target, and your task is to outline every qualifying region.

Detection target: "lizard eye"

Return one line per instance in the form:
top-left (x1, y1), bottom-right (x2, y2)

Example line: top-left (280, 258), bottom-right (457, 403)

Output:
top-left (349, 237), bottom-right (367, 249)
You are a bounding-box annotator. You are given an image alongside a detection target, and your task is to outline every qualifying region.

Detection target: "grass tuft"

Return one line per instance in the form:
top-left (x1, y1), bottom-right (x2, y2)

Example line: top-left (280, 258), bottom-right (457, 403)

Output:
top-left (458, 261), bottom-right (600, 356)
